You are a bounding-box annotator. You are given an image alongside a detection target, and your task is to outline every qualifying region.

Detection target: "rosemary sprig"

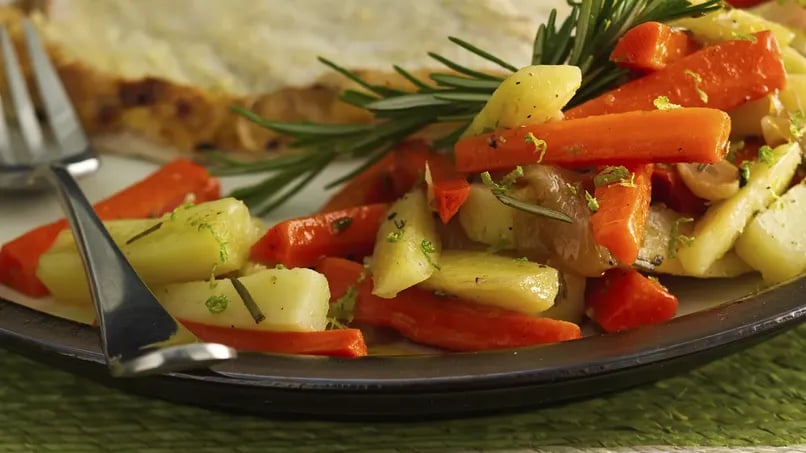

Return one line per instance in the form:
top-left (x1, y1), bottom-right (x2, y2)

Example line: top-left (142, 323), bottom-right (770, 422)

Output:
top-left (211, 0), bottom-right (722, 216)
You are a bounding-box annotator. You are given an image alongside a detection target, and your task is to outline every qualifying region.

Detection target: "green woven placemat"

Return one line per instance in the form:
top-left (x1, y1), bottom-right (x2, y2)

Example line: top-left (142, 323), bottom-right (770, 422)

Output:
top-left (0, 325), bottom-right (804, 453)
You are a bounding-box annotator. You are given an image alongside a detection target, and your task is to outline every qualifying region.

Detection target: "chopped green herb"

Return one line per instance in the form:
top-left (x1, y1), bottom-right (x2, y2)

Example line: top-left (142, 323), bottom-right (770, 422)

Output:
top-left (204, 294), bottom-right (229, 314)
top-left (207, 264), bottom-right (219, 289)
top-left (732, 32), bottom-right (757, 42)
top-left (789, 110), bottom-right (805, 140)
top-left (684, 69), bottom-right (708, 104)
top-left (566, 182), bottom-right (579, 195)
top-left (667, 217), bottom-right (694, 259)
top-left (482, 168), bottom-right (573, 223)
top-left (331, 216), bottom-right (353, 233)
top-left (385, 216), bottom-right (406, 242)
top-left (758, 145), bottom-right (774, 165)
top-left (653, 96), bottom-right (681, 111)
top-left (168, 202), bottom-right (194, 222)
top-left (327, 285), bottom-right (358, 329)
top-left (525, 132), bottom-right (548, 163)
top-left (481, 166), bottom-right (523, 195)
top-left (274, 263), bottom-right (287, 270)
top-left (726, 140), bottom-right (745, 164)
top-left (197, 223), bottom-right (229, 263)
top-left (513, 257), bottom-right (529, 262)
top-left (739, 161), bottom-right (751, 187)
top-left (594, 166), bottom-right (633, 187)
top-left (585, 191), bottom-right (599, 212)
top-left (420, 239), bottom-right (441, 270)
top-left (125, 222), bottom-right (162, 245)
top-left (386, 230), bottom-right (405, 242)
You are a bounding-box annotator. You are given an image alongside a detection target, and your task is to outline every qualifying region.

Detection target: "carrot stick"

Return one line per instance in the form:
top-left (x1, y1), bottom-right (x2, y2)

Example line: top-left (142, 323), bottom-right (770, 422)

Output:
top-left (319, 153), bottom-right (397, 212)
top-left (0, 159), bottom-right (219, 296)
top-left (567, 31), bottom-right (785, 119)
top-left (590, 164), bottom-right (654, 266)
top-left (650, 165), bottom-right (707, 216)
top-left (610, 21), bottom-right (699, 72)
top-left (181, 321), bottom-right (367, 358)
top-left (313, 255), bottom-right (365, 301)
top-left (391, 140), bottom-right (470, 223)
top-left (316, 257), bottom-right (581, 352)
top-left (354, 286), bottom-right (582, 351)
top-left (454, 108), bottom-right (731, 173)
top-left (251, 203), bottom-right (388, 268)
top-left (585, 268), bottom-right (679, 333)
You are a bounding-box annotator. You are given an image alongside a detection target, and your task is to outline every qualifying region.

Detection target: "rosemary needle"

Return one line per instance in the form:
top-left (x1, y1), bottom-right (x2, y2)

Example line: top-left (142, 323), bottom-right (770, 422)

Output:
top-left (212, 0), bottom-right (722, 216)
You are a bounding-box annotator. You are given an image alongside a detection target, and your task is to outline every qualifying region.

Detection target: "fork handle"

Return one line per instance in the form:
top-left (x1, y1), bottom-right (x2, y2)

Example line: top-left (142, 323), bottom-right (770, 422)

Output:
top-left (41, 164), bottom-right (192, 362)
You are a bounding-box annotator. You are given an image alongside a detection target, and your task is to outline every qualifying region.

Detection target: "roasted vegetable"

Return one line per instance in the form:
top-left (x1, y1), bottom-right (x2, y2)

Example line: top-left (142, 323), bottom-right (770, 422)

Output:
top-left (735, 181), bottom-right (806, 284)
top-left (157, 267), bottom-right (331, 332)
top-left (370, 190), bottom-right (441, 298)
top-left (677, 142), bottom-right (802, 275)
top-left (418, 250), bottom-right (559, 315)
top-left (513, 165), bottom-right (615, 277)
top-left (37, 198), bottom-right (259, 304)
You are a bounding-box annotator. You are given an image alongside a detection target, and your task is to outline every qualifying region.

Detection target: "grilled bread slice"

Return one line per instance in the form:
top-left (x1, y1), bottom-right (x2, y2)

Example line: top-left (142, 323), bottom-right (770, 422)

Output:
top-left (0, 0), bottom-right (564, 160)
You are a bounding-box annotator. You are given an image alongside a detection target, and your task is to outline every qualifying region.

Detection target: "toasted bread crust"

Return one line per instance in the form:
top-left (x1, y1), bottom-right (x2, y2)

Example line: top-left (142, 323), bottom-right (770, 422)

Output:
top-left (0, 5), bottom-right (431, 158)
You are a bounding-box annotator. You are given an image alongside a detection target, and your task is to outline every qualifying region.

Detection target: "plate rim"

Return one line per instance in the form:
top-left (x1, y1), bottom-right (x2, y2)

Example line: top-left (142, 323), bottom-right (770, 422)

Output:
top-left (1, 274), bottom-right (803, 394)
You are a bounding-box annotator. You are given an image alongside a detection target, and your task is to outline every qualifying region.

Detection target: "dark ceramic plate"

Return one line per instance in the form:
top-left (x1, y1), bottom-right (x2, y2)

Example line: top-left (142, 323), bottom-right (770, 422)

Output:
top-left (1, 275), bottom-right (804, 420)
top-left (2, 157), bottom-right (804, 419)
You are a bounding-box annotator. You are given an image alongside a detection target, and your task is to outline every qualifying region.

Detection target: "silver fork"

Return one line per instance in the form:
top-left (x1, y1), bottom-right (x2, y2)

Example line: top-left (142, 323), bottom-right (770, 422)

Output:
top-left (0, 21), bottom-right (237, 377)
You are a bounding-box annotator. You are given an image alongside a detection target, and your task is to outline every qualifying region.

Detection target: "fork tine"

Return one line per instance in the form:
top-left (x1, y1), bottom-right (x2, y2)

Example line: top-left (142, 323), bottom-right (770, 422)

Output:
top-left (0, 25), bottom-right (44, 159)
top-left (23, 20), bottom-right (88, 153)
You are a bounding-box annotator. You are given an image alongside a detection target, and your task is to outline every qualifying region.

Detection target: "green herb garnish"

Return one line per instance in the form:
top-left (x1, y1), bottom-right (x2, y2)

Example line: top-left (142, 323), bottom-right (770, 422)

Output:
top-left (204, 294), bottom-right (229, 314)
top-left (758, 145), bottom-right (774, 165)
top-left (585, 191), bottom-right (599, 212)
top-left (525, 132), bottom-right (548, 163)
top-left (481, 168), bottom-right (573, 223)
top-left (421, 239), bottom-right (441, 270)
top-left (327, 285), bottom-right (358, 329)
top-left (684, 69), bottom-right (708, 104)
top-left (739, 161), bottom-right (752, 187)
top-left (594, 166), bottom-right (633, 187)
top-left (208, 0), bottom-right (722, 215)
top-left (789, 110), bottom-right (805, 140)
top-left (386, 217), bottom-right (406, 242)
top-left (653, 96), bottom-right (681, 111)
top-left (667, 217), bottom-right (694, 259)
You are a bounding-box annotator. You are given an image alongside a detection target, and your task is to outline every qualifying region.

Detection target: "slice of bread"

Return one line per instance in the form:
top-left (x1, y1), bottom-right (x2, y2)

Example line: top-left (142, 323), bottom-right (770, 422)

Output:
top-left (1, 1), bottom-right (567, 159)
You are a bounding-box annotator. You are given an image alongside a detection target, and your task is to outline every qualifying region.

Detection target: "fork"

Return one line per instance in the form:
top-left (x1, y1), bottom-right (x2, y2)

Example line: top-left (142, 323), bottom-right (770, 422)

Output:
top-left (0, 21), bottom-right (237, 377)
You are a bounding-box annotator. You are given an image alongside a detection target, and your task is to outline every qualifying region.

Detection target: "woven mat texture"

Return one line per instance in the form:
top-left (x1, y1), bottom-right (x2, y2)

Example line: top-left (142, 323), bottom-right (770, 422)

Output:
top-left (0, 324), bottom-right (804, 453)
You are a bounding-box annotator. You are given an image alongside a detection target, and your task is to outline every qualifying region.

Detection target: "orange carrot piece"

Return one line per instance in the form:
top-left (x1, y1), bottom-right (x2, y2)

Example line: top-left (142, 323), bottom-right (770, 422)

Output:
top-left (611, 21), bottom-right (699, 72)
top-left (319, 153), bottom-right (397, 213)
top-left (454, 108), bottom-right (731, 173)
top-left (390, 140), bottom-right (470, 223)
top-left (0, 159), bottom-right (219, 296)
top-left (250, 203), bottom-right (388, 268)
top-left (591, 165), bottom-right (654, 266)
top-left (181, 321), bottom-right (367, 357)
top-left (586, 268), bottom-right (679, 333)
top-left (651, 165), bottom-right (707, 216)
top-left (567, 31), bottom-right (785, 119)
top-left (316, 257), bottom-right (582, 352)
top-left (313, 256), bottom-right (365, 302)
